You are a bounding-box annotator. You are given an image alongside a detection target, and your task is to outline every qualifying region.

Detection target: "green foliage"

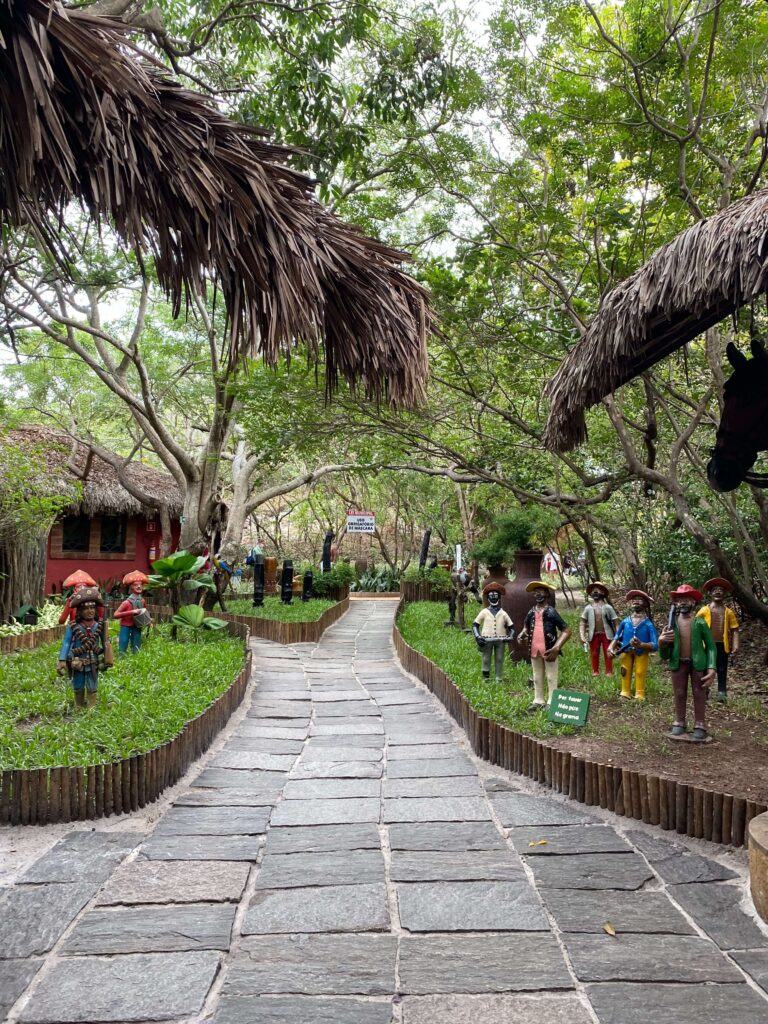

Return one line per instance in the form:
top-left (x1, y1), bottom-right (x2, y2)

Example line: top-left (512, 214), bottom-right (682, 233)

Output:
top-left (472, 508), bottom-right (558, 566)
top-left (352, 566), bottom-right (401, 592)
top-left (426, 565), bottom-right (452, 595)
top-left (0, 437), bottom-right (76, 542)
top-left (171, 604), bottom-right (229, 635)
top-left (148, 551), bottom-right (215, 613)
top-left (312, 562), bottom-right (358, 596)
top-left (224, 596), bottom-right (336, 621)
top-left (0, 601), bottom-right (63, 638)
top-left (0, 628), bottom-right (244, 769)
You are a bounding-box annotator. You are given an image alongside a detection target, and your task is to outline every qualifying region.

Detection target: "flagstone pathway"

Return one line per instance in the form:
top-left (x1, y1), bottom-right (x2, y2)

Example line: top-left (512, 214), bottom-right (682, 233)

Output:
top-left (4, 600), bottom-right (768, 1023)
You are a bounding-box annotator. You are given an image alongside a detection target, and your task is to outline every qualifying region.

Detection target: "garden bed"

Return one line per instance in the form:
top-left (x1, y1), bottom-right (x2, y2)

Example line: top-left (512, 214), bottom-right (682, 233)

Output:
top-left (219, 595), bottom-right (349, 644)
top-left (0, 622), bottom-right (251, 824)
top-left (396, 599), bottom-right (768, 846)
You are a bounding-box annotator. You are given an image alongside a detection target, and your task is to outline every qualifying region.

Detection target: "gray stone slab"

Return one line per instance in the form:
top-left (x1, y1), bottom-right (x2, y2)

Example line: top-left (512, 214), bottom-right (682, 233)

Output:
top-left (388, 822), bottom-right (506, 851)
top-left (224, 737), bottom-right (305, 754)
top-left (563, 933), bottom-right (743, 982)
top-left (383, 778), bottom-right (483, 798)
top-left (247, 715), bottom-right (311, 728)
top-left (399, 934), bottom-right (572, 993)
top-left (0, 959), bottom-right (43, 1018)
top-left (63, 904), bottom-right (236, 953)
top-left (256, 850), bottom-right (385, 889)
top-left (237, 725), bottom-right (308, 740)
top-left (249, 704), bottom-right (312, 718)
top-left (383, 797), bottom-right (491, 823)
top-left (310, 721), bottom-right (384, 736)
top-left (671, 882), bottom-right (768, 949)
top-left (402, 994), bottom-right (592, 1024)
top-left (527, 853), bottom-right (654, 890)
top-left (214, 996), bottom-right (394, 1024)
top-left (375, 691), bottom-right (430, 705)
top-left (307, 734), bottom-right (384, 749)
top-left (244, 883), bottom-right (390, 933)
top-left (140, 835), bottom-right (263, 861)
top-left (224, 935), bottom-right (398, 995)
top-left (542, 889), bottom-right (694, 934)
top-left (297, 746), bottom-right (384, 762)
top-left (397, 880), bottom-right (547, 932)
top-left (20, 831), bottom-right (141, 884)
top-left (251, 690), bottom-right (309, 700)
top-left (18, 950), bottom-right (221, 1023)
top-left (266, 824), bottom-right (382, 854)
top-left (490, 793), bottom-right (596, 827)
top-left (585, 982), bottom-right (768, 1024)
top-left (510, 825), bottom-right (632, 855)
top-left (384, 733), bottom-right (453, 746)
top-left (153, 806), bottom-right (270, 836)
top-left (311, 690), bottom-right (370, 702)
top-left (282, 778), bottom-right (381, 801)
top-left (390, 851), bottom-right (522, 882)
top-left (174, 789), bottom-right (278, 807)
top-left (193, 768), bottom-right (287, 792)
top-left (271, 799), bottom-right (380, 826)
top-left (732, 950), bottom-right (768, 994)
top-left (386, 759), bottom-right (475, 778)
top-left (0, 882), bottom-right (96, 958)
top-left (387, 744), bottom-right (463, 761)
top-left (96, 860), bottom-right (250, 905)
top-left (625, 830), bottom-right (738, 884)
top-left (288, 761), bottom-right (383, 780)
top-left (212, 751), bottom-right (297, 771)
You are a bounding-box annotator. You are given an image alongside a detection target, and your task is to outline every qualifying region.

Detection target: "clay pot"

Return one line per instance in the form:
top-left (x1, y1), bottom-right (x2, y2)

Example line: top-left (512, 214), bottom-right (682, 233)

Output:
top-left (504, 549), bottom-right (549, 661)
top-left (264, 556), bottom-right (278, 595)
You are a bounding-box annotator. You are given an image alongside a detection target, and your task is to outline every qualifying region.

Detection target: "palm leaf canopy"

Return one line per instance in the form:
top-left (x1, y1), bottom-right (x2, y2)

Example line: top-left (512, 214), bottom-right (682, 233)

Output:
top-left (543, 188), bottom-right (768, 452)
top-left (0, 0), bottom-right (430, 404)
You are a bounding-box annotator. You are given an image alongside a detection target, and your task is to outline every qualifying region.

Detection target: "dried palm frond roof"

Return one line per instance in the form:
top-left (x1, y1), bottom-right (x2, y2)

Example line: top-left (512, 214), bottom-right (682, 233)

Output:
top-left (2, 426), bottom-right (183, 517)
top-left (543, 189), bottom-right (768, 452)
top-left (0, 0), bottom-right (430, 405)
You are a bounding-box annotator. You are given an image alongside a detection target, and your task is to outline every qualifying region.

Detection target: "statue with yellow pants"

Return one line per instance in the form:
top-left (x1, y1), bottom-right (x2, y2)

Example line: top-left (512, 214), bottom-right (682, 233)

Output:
top-left (607, 590), bottom-right (658, 701)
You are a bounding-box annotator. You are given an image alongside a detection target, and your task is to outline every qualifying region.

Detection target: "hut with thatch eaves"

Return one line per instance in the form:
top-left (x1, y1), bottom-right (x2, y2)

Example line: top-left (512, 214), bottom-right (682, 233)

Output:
top-left (543, 188), bottom-right (768, 453)
top-left (0, 426), bottom-right (182, 620)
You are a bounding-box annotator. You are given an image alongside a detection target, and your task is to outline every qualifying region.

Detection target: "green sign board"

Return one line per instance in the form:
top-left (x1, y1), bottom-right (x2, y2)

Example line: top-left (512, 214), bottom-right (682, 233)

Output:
top-left (548, 688), bottom-right (590, 727)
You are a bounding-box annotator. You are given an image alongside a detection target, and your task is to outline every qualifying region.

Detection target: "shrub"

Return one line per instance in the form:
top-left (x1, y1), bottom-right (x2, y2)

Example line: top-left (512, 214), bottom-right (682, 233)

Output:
top-left (472, 507), bottom-right (558, 566)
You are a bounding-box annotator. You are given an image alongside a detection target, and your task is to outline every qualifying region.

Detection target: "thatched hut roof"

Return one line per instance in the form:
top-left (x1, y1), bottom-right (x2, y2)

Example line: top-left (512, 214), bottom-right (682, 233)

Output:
top-left (0, 0), bottom-right (430, 405)
top-left (543, 189), bottom-right (768, 452)
top-left (3, 426), bottom-right (183, 517)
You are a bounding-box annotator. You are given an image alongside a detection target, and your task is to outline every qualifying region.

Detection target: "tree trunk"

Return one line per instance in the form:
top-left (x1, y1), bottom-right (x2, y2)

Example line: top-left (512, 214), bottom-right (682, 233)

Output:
top-left (0, 535), bottom-right (46, 622)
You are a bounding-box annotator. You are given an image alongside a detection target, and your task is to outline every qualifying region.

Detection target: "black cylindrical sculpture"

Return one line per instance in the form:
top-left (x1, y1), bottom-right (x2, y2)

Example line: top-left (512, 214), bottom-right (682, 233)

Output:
top-left (321, 531), bottom-right (334, 573)
top-left (302, 570), bottom-right (314, 602)
top-left (281, 559), bottom-right (294, 604)
top-left (418, 529), bottom-right (432, 569)
top-left (252, 552), bottom-right (265, 607)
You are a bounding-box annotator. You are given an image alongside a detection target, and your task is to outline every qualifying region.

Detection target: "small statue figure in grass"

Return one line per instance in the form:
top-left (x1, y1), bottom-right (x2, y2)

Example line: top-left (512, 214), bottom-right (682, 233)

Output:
top-left (517, 581), bottom-right (571, 711)
top-left (697, 578), bottom-right (740, 703)
top-left (579, 582), bottom-right (619, 677)
top-left (472, 582), bottom-right (514, 683)
top-left (57, 588), bottom-right (105, 709)
top-left (58, 569), bottom-right (103, 624)
top-left (608, 590), bottom-right (658, 702)
top-left (446, 568), bottom-right (478, 629)
top-left (659, 584), bottom-right (717, 742)
top-left (114, 570), bottom-right (151, 654)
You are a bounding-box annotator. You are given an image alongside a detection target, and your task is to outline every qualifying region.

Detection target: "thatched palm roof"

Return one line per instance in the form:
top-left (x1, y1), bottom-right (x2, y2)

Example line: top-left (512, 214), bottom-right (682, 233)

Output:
top-left (3, 426), bottom-right (183, 517)
top-left (0, 0), bottom-right (430, 405)
top-left (543, 189), bottom-right (768, 452)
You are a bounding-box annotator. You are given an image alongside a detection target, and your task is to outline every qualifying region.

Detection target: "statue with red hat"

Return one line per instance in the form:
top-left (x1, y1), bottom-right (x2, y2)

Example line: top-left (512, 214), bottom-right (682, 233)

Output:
top-left (659, 584), bottom-right (717, 742)
top-left (56, 586), bottom-right (106, 709)
top-left (58, 569), bottom-right (104, 625)
top-left (472, 581), bottom-right (515, 683)
top-left (114, 570), bottom-right (152, 655)
top-left (696, 578), bottom-right (740, 703)
top-left (607, 590), bottom-right (658, 701)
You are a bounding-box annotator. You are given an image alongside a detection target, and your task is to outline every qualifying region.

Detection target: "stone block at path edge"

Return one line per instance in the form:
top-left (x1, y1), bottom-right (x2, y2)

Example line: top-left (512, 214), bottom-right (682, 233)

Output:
top-left (490, 793), bottom-right (595, 827)
top-left (0, 883), bottom-right (96, 958)
top-left (563, 933), bottom-right (742, 983)
top-left (214, 996), bottom-right (394, 1024)
top-left (63, 904), bottom-right (237, 954)
top-left (18, 951), bottom-right (221, 1023)
top-left (97, 860), bottom-right (250, 905)
top-left (526, 853), bottom-right (653, 890)
top-left (670, 882), bottom-right (768, 950)
top-left (0, 960), bottom-right (43, 1019)
top-left (541, 889), bottom-right (693, 934)
top-left (586, 983), bottom-right (768, 1024)
top-left (152, 806), bottom-right (270, 836)
top-left (20, 831), bottom-right (141, 884)
top-left (401, 994), bottom-right (592, 1024)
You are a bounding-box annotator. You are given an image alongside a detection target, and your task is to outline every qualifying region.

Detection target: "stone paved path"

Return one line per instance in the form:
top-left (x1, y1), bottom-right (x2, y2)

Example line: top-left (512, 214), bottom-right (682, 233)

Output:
top-left (4, 600), bottom-right (768, 1023)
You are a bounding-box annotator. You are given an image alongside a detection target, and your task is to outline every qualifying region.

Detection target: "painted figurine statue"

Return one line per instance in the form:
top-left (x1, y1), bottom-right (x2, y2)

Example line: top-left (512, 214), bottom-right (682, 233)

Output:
top-left (579, 582), bottom-right (619, 677)
top-left (697, 577), bottom-right (740, 703)
top-left (472, 582), bottom-right (514, 683)
top-left (608, 590), bottom-right (658, 701)
top-left (517, 580), bottom-right (571, 710)
top-left (447, 568), bottom-right (478, 629)
top-left (57, 587), bottom-right (106, 709)
top-left (114, 570), bottom-right (151, 654)
top-left (659, 583), bottom-right (716, 742)
top-left (58, 569), bottom-right (104, 624)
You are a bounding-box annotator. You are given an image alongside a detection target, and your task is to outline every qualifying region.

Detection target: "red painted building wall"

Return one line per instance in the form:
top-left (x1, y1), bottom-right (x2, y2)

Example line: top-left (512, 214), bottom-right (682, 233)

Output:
top-left (45, 514), bottom-right (181, 594)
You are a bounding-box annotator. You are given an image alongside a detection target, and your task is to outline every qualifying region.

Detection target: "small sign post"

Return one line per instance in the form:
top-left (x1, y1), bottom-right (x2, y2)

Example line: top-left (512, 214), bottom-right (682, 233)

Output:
top-left (347, 510), bottom-right (375, 534)
top-left (547, 689), bottom-right (591, 727)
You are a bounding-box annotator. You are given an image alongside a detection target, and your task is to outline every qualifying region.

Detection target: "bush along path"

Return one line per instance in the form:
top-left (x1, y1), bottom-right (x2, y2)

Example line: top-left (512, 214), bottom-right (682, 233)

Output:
top-left (3, 601), bottom-right (768, 1024)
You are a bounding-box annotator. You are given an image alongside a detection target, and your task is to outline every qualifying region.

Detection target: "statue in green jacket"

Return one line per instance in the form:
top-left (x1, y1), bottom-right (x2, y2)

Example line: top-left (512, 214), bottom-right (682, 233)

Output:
top-left (658, 584), bottom-right (716, 743)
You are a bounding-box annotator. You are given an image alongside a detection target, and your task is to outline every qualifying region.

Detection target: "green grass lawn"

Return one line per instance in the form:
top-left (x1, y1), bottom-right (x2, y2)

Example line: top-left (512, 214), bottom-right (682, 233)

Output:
top-left (224, 595), bottom-right (337, 622)
top-left (398, 601), bottom-right (683, 747)
top-left (0, 625), bottom-right (245, 770)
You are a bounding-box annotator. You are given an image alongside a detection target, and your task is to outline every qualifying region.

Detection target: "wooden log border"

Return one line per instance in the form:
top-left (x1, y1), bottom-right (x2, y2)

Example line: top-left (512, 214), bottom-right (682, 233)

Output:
top-left (399, 580), bottom-right (447, 603)
top-left (0, 620), bottom-right (252, 825)
top-left (393, 599), bottom-right (765, 849)
top-left (218, 596), bottom-right (349, 645)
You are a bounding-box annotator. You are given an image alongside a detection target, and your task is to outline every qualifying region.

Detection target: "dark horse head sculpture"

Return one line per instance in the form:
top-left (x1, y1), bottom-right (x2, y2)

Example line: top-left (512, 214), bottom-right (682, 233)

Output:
top-left (707, 339), bottom-right (768, 492)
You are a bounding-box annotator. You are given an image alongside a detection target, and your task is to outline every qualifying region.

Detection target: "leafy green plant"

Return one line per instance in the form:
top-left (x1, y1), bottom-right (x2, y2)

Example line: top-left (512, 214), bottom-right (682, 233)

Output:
top-left (0, 600), bottom-right (63, 637)
top-left (147, 551), bottom-right (215, 615)
top-left (352, 566), bottom-right (401, 592)
top-left (171, 604), bottom-right (228, 637)
top-left (225, 595), bottom-right (336, 621)
top-left (425, 565), bottom-right (452, 595)
top-left (471, 507), bottom-right (558, 567)
top-left (313, 561), bottom-right (357, 595)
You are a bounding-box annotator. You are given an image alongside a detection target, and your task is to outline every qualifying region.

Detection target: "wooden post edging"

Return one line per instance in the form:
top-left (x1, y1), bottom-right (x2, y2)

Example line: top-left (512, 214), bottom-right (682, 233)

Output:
top-left (218, 596), bottom-right (350, 645)
top-left (0, 621), bottom-right (251, 826)
top-left (392, 600), bottom-right (764, 849)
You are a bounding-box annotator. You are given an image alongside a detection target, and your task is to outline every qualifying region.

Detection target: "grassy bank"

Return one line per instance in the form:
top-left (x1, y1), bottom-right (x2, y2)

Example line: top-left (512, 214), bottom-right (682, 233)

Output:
top-left (0, 625), bottom-right (245, 769)
top-left (224, 595), bottom-right (337, 622)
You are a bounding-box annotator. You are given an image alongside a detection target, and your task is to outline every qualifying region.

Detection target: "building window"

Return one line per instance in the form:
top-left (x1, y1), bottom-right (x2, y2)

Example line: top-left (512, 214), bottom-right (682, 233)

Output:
top-left (61, 515), bottom-right (91, 552)
top-left (100, 515), bottom-right (127, 554)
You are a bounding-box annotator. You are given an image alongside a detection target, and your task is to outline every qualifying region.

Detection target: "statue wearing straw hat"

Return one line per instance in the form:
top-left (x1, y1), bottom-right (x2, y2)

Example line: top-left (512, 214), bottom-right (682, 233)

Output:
top-left (579, 582), bottom-right (618, 677)
top-left (659, 584), bottom-right (716, 742)
top-left (114, 571), bottom-right (152, 654)
top-left (472, 582), bottom-right (515, 683)
top-left (697, 578), bottom-right (740, 703)
top-left (608, 590), bottom-right (658, 702)
top-left (517, 581), bottom-right (571, 710)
